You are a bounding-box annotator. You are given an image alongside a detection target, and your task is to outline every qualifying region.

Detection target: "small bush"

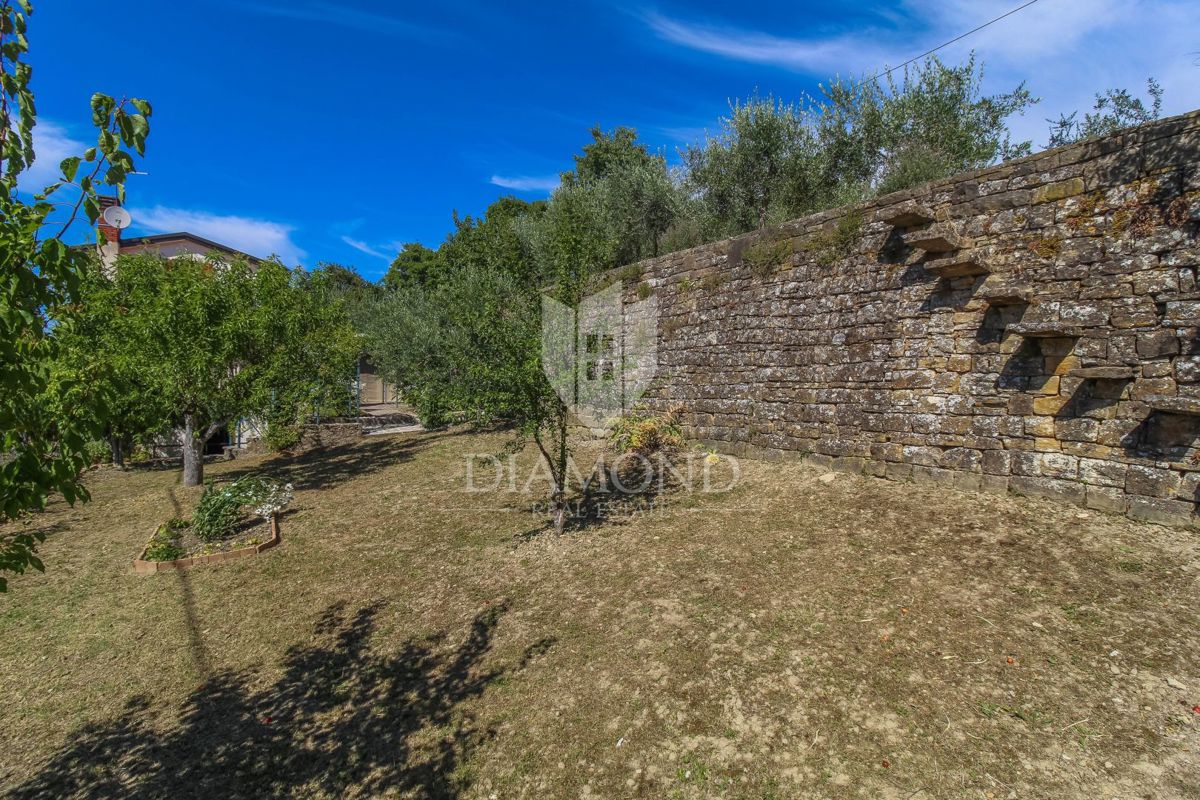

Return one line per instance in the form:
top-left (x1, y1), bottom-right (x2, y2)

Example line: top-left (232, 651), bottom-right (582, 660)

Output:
top-left (801, 211), bottom-right (863, 266)
top-left (616, 264), bottom-right (643, 284)
top-left (742, 238), bottom-right (791, 279)
top-left (192, 482), bottom-right (244, 542)
top-left (610, 409), bottom-right (684, 455)
top-left (144, 527), bottom-right (186, 562)
top-left (192, 475), bottom-right (294, 542)
top-left (83, 439), bottom-right (111, 465)
top-left (265, 420), bottom-right (303, 451)
top-left (636, 281), bottom-right (654, 300)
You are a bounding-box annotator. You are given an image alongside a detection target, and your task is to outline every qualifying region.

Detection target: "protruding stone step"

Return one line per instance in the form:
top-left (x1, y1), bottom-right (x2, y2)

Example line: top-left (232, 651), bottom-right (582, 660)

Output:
top-left (1006, 321), bottom-right (1084, 338)
top-left (1145, 395), bottom-right (1200, 415)
top-left (880, 201), bottom-right (935, 228)
top-left (979, 284), bottom-right (1035, 306)
top-left (903, 223), bottom-right (969, 253)
top-left (1068, 366), bottom-right (1136, 380)
top-left (922, 253), bottom-right (989, 279)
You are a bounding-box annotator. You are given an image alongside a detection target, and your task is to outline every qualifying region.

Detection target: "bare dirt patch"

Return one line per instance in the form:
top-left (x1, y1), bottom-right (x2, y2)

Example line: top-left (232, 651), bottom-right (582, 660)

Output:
top-left (1, 430), bottom-right (1198, 798)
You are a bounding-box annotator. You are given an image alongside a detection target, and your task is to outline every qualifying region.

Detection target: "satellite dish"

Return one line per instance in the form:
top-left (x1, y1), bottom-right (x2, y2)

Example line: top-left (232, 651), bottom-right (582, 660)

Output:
top-left (102, 205), bottom-right (132, 229)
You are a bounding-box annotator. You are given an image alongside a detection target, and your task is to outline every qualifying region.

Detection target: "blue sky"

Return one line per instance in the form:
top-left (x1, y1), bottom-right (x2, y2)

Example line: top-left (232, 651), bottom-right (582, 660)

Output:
top-left (27, 0), bottom-right (1200, 279)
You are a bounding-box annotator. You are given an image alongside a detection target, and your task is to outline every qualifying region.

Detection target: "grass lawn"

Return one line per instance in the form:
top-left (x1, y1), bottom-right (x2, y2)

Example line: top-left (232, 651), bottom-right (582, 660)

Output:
top-left (1, 428), bottom-right (1199, 798)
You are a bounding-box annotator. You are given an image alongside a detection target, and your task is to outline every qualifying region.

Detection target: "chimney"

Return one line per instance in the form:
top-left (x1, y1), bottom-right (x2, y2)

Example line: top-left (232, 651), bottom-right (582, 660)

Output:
top-left (97, 196), bottom-right (121, 275)
top-left (97, 196), bottom-right (121, 245)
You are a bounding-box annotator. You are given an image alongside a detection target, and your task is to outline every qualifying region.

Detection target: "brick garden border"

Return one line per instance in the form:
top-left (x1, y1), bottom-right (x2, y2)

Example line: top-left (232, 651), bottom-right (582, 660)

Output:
top-left (132, 513), bottom-right (280, 574)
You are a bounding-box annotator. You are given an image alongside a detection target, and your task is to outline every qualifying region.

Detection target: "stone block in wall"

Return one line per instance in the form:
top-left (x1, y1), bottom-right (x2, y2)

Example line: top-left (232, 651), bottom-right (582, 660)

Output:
top-left (1144, 361), bottom-right (1173, 378)
top-left (1056, 417), bottom-right (1100, 443)
top-left (1038, 452), bottom-right (1080, 479)
top-left (1136, 330), bottom-right (1180, 358)
top-left (1130, 377), bottom-right (1177, 401)
top-left (939, 447), bottom-right (982, 472)
top-left (1175, 357), bottom-right (1200, 383)
top-left (1062, 442), bottom-right (1115, 460)
top-left (1032, 178), bottom-right (1086, 204)
top-left (1086, 485), bottom-right (1128, 514)
top-left (1058, 238), bottom-right (1105, 264)
top-left (1109, 297), bottom-right (1159, 329)
top-left (911, 465), bottom-right (957, 487)
top-left (1082, 274), bottom-right (1133, 298)
top-left (831, 456), bottom-right (866, 475)
top-left (980, 474), bottom-right (1010, 495)
top-left (981, 449), bottom-right (1011, 475)
top-left (901, 445), bottom-right (941, 467)
top-left (1097, 418), bottom-right (1142, 448)
top-left (1127, 496), bottom-right (1196, 527)
top-left (1032, 395), bottom-right (1070, 415)
top-left (1009, 475), bottom-right (1087, 506)
top-left (1162, 301), bottom-right (1200, 327)
top-left (1125, 464), bottom-right (1182, 498)
top-left (1080, 458), bottom-right (1128, 487)
top-left (1177, 472), bottom-right (1200, 502)
top-left (1144, 130), bottom-right (1200, 172)
top-left (1025, 415), bottom-right (1055, 437)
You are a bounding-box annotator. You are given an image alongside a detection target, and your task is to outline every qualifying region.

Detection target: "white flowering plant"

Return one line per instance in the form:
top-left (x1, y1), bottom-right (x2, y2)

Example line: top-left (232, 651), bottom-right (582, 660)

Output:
top-left (192, 475), bottom-right (294, 541)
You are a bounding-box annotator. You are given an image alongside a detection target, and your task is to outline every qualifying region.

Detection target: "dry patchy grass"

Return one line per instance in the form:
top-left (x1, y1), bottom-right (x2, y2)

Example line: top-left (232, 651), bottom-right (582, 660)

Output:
top-left (1, 429), bottom-right (1199, 798)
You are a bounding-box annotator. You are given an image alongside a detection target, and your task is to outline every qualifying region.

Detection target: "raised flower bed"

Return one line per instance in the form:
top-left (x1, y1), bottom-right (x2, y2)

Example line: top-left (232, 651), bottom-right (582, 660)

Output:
top-left (133, 475), bottom-right (292, 574)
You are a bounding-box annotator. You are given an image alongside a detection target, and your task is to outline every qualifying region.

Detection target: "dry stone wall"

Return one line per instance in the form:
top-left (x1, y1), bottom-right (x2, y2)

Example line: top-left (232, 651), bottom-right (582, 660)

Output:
top-left (625, 110), bottom-right (1200, 527)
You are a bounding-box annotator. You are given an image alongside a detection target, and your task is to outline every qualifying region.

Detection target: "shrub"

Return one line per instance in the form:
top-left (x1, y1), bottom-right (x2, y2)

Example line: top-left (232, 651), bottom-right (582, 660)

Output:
top-left (192, 475), bottom-right (294, 542)
top-left (144, 527), bottom-right (186, 562)
top-left (610, 409), bottom-right (684, 455)
top-left (265, 419), bottom-right (303, 451)
top-left (192, 482), bottom-right (244, 542)
top-left (742, 238), bottom-right (791, 279)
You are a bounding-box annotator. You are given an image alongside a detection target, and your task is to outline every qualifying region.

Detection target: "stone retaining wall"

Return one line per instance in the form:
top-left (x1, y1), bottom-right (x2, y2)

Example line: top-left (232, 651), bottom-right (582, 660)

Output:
top-left (626, 109), bottom-right (1200, 526)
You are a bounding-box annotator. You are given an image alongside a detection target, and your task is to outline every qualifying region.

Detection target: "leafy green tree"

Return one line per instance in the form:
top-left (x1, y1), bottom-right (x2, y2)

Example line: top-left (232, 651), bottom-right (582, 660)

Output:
top-left (250, 262), bottom-right (361, 442)
top-left (45, 267), bottom-right (171, 468)
top-left (316, 262), bottom-right (373, 294)
top-left (1047, 78), bottom-right (1163, 147)
top-left (105, 254), bottom-right (259, 485)
top-left (684, 57), bottom-right (1035, 240)
top-left (563, 126), bottom-right (682, 264)
top-left (683, 93), bottom-right (821, 237)
top-left (440, 197), bottom-right (546, 288)
top-left (0, 0), bottom-right (151, 589)
top-left (383, 243), bottom-right (443, 290)
top-left (843, 54), bottom-right (1034, 195)
top-left (98, 254), bottom-right (358, 486)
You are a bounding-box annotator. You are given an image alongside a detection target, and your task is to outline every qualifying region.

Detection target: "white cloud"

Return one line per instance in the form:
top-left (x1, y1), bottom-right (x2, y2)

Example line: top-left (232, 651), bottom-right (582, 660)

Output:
top-left (19, 120), bottom-right (87, 192)
top-left (341, 235), bottom-right (392, 260)
top-left (642, 1), bottom-right (1200, 149)
top-left (641, 10), bottom-right (893, 74)
top-left (129, 206), bottom-right (307, 265)
top-left (489, 173), bottom-right (560, 192)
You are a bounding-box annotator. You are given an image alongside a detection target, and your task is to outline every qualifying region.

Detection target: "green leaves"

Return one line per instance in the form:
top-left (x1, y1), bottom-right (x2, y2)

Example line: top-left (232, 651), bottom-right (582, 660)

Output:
top-left (59, 155), bottom-right (81, 181)
top-left (1, 0), bottom-right (152, 591)
top-left (89, 92), bottom-right (115, 127)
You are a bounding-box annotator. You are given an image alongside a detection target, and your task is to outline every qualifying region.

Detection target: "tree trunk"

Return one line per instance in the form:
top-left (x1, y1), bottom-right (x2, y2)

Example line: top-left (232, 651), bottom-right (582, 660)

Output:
top-left (108, 434), bottom-right (125, 469)
top-left (182, 413), bottom-right (204, 487)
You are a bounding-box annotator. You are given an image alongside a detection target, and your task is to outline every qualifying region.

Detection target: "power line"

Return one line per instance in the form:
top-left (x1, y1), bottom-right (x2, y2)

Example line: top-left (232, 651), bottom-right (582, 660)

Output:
top-left (870, 0), bottom-right (1045, 81)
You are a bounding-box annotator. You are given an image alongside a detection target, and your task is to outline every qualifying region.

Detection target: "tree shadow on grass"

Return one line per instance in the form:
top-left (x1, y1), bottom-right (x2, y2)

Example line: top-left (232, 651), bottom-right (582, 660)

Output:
top-left (219, 429), bottom-right (459, 492)
top-left (11, 599), bottom-right (553, 799)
